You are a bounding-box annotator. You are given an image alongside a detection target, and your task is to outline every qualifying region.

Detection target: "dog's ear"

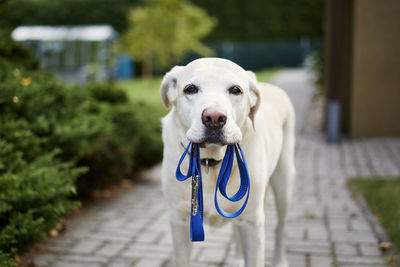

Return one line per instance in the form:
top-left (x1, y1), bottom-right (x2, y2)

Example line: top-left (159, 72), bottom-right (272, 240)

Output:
top-left (247, 71), bottom-right (261, 128)
top-left (160, 66), bottom-right (184, 108)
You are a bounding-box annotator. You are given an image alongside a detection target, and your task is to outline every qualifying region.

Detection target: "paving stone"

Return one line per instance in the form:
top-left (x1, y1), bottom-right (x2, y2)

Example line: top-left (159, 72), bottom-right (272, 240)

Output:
top-left (134, 258), bottom-right (164, 267)
top-left (135, 231), bottom-right (163, 244)
top-left (100, 218), bottom-right (125, 229)
top-left (338, 264), bottom-right (383, 267)
top-left (191, 246), bottom-right (203, 260)
top-left (46, 236), bottom-right (76, 247)
top-left (329, 218), bottom-right (349, 230)
top-left (331, 229), bottom-right (377, 243)
top-left (336, 255), bottom-right (387, 265)
top-left (191, 262), bottom-right (219, 267)
top-left (287, 240), bottom-right (331, 255)
top-left (197, 247), bottom-right (227, 263)
top-left (95, 241), bottom-right (126, 257)
top-left (158, 232), bottom-right (173, 245)
top-left (334, 242), bottom-right (358, 256)
top-left (287, 227), bottom-right (305, 240)
top-left (359, 243), bottom-right (383, 256)
top-left (69, 239), bottom-right (104, 254)
top-left (121, 243), bottom-right (172, 260)
top-left (287, 253), bottom-right (307, 267)
top-left (306, 226), bottom-right (329, 240)
top-left (310, 255), bottom-right (334, 267)
top-left (350, 218), bottom-right (372, 231)
top-left (44, 239), bottom-right (75, 253)
top-left (58, 253), bottom-right (108, 264)
top-left (222, 257), bottom-right (245, 267)
top-left (124, 218), bottom-right (150, 230)
top-left (32, 253), bottom-right (57, 266)
top-left (97, 227), bottom-right (138, 238)
top-left (108, 258), bottom-right (136, 267)
top-left (202, 232), bottom-right (233, 244)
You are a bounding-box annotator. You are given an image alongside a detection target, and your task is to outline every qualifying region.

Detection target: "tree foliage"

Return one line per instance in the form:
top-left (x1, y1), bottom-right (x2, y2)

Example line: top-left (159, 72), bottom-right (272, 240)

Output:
top-left (117, 0), bottom-right (217, 76)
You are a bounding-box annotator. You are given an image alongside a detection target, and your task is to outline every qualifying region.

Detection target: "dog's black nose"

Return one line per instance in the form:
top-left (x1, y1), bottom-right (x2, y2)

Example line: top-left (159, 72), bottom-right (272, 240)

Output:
top-left (202, 108), bottom-right (227, 129)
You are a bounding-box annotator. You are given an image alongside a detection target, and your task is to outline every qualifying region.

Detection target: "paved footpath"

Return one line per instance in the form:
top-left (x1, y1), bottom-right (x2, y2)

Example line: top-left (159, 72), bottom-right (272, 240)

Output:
top-left (31, 69), bottom-right (400, 267)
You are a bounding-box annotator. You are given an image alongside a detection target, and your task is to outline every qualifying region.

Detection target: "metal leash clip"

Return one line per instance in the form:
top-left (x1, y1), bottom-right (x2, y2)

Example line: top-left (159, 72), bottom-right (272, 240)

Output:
top-left (205, 159), bottom-right (209, 174)
top-left (191, 175), bottom-right (199, 216)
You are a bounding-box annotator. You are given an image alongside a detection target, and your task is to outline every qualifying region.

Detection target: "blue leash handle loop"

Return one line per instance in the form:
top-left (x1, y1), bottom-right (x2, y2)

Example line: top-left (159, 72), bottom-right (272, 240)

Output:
top-left (214, 144), bottom-right (251, 218)
top-left (176, 142), bottom-right (251, 241)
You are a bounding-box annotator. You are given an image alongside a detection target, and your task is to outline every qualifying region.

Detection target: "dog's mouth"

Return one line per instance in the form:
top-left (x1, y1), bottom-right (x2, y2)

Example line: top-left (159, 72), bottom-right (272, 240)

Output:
top-left (198, 129), bottom-right (241, 146)
top-left (202, 129), bottom-right (227, 145)
top-left (186, 118), bottom-right (242, 146)
top-left (187, 129), bottom-right (241, 146)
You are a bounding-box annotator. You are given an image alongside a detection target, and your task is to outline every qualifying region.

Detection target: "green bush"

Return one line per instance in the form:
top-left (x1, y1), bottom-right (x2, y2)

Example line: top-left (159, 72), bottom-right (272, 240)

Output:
top-left (87, 83), bottom-right (128, 103)
top-left (0, 33), bottom-right (163, 265)
top-left (129, 102), bottom-right (163, 168)
top-left (0, 146), bottom-right (83, 255)
top-left (0, 65), bottom-right (83, 265)
top-left (0, 30), bottom-right (38, 70)
top-left (0, 250), bottom-right (15, 267)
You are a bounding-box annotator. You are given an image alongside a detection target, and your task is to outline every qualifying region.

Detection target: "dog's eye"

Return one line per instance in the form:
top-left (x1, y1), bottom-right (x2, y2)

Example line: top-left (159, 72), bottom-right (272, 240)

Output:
top-left (183, 84), bottom-right (199, 95)
top-left (228, 85), bottom-right (242, 95)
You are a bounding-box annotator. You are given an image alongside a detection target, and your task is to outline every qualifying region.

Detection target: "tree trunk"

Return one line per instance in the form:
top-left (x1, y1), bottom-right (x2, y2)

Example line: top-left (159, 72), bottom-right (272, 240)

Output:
top-left (141, 57), bottom-right (152, 79)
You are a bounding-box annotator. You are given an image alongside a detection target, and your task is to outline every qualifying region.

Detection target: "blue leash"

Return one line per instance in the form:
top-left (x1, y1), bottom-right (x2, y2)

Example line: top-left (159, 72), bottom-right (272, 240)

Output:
top-left (176, 142), bottom-right (251, 241)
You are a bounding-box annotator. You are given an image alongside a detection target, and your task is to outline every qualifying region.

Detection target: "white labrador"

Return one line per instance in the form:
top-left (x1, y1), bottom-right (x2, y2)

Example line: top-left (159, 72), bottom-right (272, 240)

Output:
top-left (160, 58), bottom-right (296, 267)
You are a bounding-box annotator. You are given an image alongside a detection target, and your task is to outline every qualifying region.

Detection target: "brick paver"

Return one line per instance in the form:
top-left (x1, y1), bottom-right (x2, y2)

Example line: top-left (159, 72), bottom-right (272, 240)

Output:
top-left (31, 69), bottom-right (400, 267)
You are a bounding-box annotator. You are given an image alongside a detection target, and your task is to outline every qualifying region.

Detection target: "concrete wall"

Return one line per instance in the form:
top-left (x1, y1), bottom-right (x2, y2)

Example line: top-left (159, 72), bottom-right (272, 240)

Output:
top-left (350, 0), bottom-right (400, 137)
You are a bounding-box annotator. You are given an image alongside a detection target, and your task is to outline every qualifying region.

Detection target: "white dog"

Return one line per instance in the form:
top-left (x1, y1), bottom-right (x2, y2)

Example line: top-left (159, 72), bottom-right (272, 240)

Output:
top-left (160, 58), bottom-right (296, 267)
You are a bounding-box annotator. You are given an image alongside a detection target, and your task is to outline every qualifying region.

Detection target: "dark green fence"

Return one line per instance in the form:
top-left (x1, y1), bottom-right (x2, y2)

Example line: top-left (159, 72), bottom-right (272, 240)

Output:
top-left (183, 39), bottom-right (323, 71)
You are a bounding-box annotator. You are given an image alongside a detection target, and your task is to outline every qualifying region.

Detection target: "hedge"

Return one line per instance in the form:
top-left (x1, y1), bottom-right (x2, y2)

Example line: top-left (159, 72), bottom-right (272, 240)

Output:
top-left (0, 32), bottom-right (163, 265)
top-left (0, 0), bottom-right (324, 41)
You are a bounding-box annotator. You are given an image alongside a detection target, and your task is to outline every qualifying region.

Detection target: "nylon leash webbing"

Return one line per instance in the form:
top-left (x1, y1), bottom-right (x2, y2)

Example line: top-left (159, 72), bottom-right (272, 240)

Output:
top-left (176, 142), bottom-right (250, 241)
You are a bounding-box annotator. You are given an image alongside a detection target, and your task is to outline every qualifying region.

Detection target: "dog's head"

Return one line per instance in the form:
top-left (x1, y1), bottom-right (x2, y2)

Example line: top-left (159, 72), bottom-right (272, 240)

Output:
top-left (160, 58), bottom-right (260, 146)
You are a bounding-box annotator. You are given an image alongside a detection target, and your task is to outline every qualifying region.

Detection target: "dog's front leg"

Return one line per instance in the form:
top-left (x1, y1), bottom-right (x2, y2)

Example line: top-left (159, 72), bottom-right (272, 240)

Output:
top-left (170, 220), bottom-right (192, 267)
top-left (234, 218), bottom-right (265, 267)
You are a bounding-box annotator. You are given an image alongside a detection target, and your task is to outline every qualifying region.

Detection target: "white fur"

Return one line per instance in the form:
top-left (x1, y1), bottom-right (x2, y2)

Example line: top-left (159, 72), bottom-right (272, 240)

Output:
top-left (160, 58), bottom-right (296, 267)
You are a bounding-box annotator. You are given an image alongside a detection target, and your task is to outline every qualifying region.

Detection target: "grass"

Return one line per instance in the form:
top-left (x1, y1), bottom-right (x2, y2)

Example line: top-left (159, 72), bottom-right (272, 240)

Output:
top-left (255, 67), bottom-right (280, 82)
top-left (117, 67), bottom-right (280, 117)
top-left (348, 177), bottom-right (400, 263)
top-left (118, 77), bottom-right (164, 107)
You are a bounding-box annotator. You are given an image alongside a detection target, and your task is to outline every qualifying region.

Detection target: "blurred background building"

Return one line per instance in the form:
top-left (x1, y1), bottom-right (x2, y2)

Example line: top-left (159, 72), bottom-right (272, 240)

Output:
top-left (324, 0), bottom-right (400, 138)
top-left (11, 25), bottom-right (117, 83)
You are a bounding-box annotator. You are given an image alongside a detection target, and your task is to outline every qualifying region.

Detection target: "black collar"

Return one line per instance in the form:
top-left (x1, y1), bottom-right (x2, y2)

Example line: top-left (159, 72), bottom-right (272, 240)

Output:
top-left (180, 142), bottom-right (222, 167)
top-left (200, 158), bottom-right (222, 167)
